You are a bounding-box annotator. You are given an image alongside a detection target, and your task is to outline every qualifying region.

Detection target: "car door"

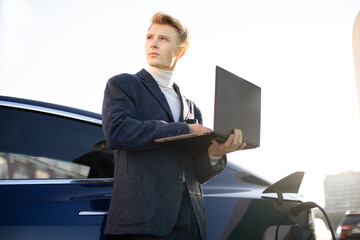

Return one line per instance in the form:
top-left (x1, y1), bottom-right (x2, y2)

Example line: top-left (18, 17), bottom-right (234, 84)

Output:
top-left (0, 104), bottom-right (112, 240)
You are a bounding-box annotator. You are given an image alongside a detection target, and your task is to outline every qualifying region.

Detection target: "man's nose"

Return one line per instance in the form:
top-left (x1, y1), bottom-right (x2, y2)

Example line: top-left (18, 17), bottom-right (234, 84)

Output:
top-left (150, 38), bottom-right (158, 48)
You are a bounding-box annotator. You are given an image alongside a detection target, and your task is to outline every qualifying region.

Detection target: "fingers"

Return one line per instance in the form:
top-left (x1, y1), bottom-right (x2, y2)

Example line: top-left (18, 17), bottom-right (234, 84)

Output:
top-left (224, 133), bottom-right (234, 147)
top-left (232, 129), bottom-right (243, 146)
top-left (237, 142), bottom-right (247, 150)
top-left (225, 129), bottom-right (243, 148)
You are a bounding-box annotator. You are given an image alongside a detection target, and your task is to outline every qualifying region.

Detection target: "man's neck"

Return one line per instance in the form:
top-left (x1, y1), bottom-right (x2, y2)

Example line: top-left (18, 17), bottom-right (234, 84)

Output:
top-left (147, 66), bottom-right (174, 88)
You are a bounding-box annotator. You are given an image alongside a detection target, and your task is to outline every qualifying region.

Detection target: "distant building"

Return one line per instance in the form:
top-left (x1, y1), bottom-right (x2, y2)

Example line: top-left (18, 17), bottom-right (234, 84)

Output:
top-left (324, 171), bottom-right (360, 214)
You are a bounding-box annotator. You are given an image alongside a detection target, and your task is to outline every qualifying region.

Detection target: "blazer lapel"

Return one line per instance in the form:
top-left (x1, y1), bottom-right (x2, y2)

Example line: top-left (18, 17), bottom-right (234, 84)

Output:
top-left (137, 69), bottom-right (175, 122)
top-left (173, 83), bottom-right (190, 122)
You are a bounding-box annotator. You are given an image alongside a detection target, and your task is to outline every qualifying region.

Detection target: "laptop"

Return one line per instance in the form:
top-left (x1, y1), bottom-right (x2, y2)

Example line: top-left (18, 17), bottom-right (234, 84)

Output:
top-left (155, 66), bottom-right (261, 149)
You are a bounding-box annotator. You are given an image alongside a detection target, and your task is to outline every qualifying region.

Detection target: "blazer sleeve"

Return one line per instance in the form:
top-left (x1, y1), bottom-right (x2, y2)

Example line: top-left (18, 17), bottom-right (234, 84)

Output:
top-left (102, 74), bottom-right (189, 151)
top-left (195, 149), bottom-right (227, 184)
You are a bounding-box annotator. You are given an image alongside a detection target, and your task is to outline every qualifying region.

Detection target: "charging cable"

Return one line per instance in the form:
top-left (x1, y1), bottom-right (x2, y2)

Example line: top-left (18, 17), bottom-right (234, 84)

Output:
top-left (290, 201), bottom-right (336, 240)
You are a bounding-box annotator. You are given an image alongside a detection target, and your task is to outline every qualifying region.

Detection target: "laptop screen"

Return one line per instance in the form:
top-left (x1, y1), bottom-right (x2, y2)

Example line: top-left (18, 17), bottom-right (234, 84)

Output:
top-left (214, 66), bottom-right (261, 148)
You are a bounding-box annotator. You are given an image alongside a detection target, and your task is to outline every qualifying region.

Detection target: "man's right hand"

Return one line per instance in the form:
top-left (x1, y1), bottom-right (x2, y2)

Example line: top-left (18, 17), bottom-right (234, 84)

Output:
top-left (188, 124), bottom-right (212, 133)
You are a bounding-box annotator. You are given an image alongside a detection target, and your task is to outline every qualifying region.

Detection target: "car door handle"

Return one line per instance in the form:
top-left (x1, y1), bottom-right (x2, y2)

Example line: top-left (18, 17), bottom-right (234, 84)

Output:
top-left (78, 211), bottom-right (108, 216)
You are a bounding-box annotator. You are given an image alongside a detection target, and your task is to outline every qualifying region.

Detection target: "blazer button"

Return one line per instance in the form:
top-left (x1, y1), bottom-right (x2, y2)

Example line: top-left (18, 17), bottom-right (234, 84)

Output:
top-left (178, 174), bottom-right (183, 180)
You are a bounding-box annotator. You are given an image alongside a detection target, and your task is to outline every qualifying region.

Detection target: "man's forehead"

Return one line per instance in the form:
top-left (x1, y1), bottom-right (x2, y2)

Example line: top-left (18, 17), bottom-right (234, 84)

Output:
top-left (147, 24), bottom-right (178, 37)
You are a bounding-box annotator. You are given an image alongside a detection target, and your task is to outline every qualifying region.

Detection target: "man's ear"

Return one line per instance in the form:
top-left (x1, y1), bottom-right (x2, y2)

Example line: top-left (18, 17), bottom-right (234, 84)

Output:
top-left (177, 47), bottom-right (186, 59)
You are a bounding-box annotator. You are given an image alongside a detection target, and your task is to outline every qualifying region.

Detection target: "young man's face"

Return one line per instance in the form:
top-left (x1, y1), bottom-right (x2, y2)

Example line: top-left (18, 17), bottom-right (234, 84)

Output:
top-left (145, 23), bottom-right (183, 71)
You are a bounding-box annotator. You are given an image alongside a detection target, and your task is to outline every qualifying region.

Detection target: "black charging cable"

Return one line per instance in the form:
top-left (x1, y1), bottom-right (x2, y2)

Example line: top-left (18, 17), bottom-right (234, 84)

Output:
top-left (275, 216), bottom-right (289, 240)
top-left (290, 201), bottom-right (337, 240)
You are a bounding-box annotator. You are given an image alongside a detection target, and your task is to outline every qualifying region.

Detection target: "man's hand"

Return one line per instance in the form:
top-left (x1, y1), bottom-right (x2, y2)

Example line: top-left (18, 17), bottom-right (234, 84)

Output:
top-left (208, 129), bottom-right (246, 157)
top-left (188, 124), bottom-right (212, 133)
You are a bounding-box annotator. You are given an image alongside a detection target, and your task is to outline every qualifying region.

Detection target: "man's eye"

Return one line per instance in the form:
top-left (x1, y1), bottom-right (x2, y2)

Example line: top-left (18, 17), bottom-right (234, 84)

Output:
top-left (160, 37), bottom-right (168, 41)
top-left (147, 36), bottom-right (153, 40)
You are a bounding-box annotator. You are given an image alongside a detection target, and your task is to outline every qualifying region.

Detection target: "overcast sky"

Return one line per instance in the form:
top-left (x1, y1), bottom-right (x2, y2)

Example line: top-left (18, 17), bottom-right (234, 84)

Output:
top-left (1, 0), bottom-right (360, 206)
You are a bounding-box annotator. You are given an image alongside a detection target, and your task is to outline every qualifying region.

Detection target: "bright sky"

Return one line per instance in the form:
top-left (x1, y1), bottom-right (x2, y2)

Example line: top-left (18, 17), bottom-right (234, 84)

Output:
top-left (1, 0), bottom-right (360, 207)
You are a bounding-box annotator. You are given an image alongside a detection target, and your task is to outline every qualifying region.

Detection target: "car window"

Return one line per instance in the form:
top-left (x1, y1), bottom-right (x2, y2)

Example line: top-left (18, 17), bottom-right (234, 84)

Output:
top-left (343, 215), bottom-right (360, 225)
top-left (0, 106), bottom-right (113, 179)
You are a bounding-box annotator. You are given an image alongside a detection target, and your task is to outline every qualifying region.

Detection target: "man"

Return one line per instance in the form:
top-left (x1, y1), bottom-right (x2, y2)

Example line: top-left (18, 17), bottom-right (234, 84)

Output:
top-left (102, 12), bottom-right (246, 239)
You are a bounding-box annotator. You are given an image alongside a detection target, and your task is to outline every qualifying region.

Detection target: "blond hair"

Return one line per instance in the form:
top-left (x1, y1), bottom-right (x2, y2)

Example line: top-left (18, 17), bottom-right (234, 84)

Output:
top-left (150, 12), bottom-right (190, 49)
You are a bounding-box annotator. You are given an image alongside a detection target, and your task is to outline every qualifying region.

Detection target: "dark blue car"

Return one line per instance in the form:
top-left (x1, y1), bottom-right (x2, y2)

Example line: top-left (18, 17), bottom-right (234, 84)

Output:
top-left (0, 96), bottom-right (318, 239)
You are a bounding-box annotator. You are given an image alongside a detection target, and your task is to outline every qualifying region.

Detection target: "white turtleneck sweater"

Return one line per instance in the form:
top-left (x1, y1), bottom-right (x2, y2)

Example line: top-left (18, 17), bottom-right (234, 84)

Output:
top-left (147, 66), bottom-right (182, 122)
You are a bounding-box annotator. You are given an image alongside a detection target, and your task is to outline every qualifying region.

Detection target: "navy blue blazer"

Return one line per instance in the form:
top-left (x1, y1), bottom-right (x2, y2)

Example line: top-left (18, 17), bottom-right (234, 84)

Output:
top-left (102, 69), bottom-right (226, 238)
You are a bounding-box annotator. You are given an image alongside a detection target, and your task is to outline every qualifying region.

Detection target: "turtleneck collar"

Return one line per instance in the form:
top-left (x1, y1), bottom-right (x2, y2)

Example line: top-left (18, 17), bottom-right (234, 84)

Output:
top-left (147, 66), bottom-right (174, 88)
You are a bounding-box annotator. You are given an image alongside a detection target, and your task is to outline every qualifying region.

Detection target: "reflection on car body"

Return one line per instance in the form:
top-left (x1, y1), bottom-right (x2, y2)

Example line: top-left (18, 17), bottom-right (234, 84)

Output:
top-left (0, 95), bottom-right (320, 239)
top-left (0, 152), bottom-right (91, 179)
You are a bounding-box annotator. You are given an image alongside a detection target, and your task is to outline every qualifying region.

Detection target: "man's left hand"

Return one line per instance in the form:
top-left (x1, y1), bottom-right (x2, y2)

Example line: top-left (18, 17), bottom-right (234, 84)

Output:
top-left (208, 129), bottom-right (246, 157)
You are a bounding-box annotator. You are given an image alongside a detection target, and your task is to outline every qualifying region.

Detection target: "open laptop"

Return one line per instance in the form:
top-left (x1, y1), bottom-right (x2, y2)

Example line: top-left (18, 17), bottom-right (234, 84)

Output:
top-left (155, 66), bottom-right (261, 149)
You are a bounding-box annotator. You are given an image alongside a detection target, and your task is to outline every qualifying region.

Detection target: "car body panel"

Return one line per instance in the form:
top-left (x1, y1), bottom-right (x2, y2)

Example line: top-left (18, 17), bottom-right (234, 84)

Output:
top-left (0, 180), bottom-right (112, 239)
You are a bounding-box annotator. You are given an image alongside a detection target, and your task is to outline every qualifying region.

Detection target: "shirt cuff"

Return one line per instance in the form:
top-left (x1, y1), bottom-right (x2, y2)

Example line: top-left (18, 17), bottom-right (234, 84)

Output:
top-left (209, 155), bottom-right (223, 166)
